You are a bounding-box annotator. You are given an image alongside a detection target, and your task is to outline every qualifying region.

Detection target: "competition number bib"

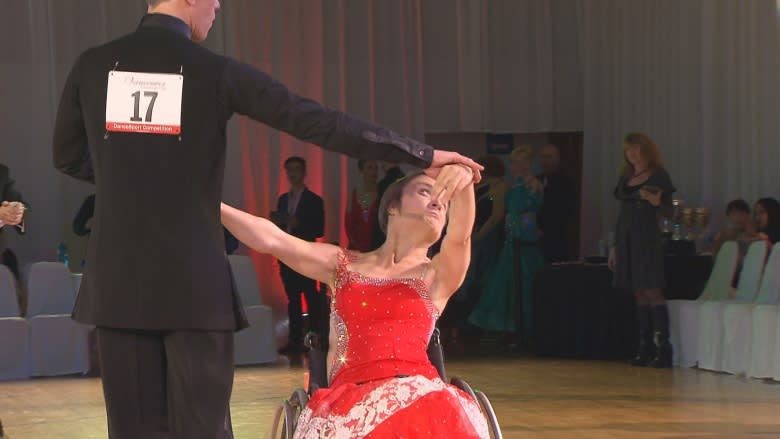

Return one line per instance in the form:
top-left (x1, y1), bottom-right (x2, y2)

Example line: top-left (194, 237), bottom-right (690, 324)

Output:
top-left (105, 71), bottom-right (183, 135)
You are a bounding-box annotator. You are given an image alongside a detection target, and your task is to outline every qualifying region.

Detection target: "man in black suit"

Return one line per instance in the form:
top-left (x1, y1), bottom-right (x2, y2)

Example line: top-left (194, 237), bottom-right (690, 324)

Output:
top-left (273, 157), bottom-right (325, 354)
top-left (52, 1), bottom-right (481, 438)
top-left (537, 144), bottom-right (577, 262)
top-left (1, 164), bottom-right (27, 319)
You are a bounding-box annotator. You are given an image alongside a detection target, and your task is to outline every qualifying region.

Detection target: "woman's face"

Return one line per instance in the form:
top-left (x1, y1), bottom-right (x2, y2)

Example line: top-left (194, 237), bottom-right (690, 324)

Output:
top-left (624, 143), bottom-right (644, 168)
top-left (361, 161), bottom-right (378, 183)
top-left (510, 155), bottom-right (532, 178)
top-left (392, 175), bottom-right (447, 236)
top-left (755, 203), bottom-right (768, 230)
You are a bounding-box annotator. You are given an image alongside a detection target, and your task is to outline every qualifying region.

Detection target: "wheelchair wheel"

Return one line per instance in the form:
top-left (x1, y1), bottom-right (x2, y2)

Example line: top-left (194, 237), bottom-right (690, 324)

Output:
top-left (475, 390), bottom-right (503, 439)
top-left (270, 388), bottom-right (309, 439)
top-left (290, 388), bottom-right (309, 408)
top-left (269, 400), bottom-right (294, 439)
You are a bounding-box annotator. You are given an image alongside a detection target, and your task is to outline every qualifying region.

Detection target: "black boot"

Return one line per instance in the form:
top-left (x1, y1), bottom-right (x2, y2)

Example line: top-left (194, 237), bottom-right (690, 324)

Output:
top-left (650, 304), bottom-right (673, 368)
top-left (630, 305), bottom-right (655, 366)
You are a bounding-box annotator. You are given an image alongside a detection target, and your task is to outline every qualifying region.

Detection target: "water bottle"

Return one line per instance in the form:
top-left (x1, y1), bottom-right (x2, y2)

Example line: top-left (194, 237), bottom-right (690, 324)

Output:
top-left (56, 242), bottom-right (70, 268)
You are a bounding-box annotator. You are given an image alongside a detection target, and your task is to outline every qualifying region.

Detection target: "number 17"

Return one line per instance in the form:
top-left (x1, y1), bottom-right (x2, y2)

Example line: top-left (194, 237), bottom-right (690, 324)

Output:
top-left (130, 91), bottom-right (158, 122)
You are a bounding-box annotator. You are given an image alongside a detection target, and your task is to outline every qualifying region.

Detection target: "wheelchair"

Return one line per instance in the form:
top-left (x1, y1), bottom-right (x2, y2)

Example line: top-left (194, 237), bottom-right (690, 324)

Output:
top-left (270, 327), bottom-right (503, 438)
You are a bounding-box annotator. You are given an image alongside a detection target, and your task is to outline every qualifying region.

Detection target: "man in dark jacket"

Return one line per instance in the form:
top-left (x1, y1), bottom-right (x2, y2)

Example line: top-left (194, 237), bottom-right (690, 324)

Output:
top-left (537, 144), bottom-right (576, 262)
top-left (273, 156), bottom-right (325, 353)
top-left (0, 163), bottom-right (26, 314)
top-left (52, 1), bottom-right (481, 438)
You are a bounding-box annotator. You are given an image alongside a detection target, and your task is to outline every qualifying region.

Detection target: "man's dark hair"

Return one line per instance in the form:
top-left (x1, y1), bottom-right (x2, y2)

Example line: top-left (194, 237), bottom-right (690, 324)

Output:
top-left (284, 156), bottom-right (307, 172)
top-left (147, 0), bottom-right (165, 6)
top-left (725, 199), bottom-right (750, 215)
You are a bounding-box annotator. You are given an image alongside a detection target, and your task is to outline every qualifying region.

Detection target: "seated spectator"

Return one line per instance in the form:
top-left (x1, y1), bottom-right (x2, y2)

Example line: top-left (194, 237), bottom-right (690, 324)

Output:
top-left (754, 197), bottom-right (780, 246)
top-left (712, 199), bottom-right (755, 256)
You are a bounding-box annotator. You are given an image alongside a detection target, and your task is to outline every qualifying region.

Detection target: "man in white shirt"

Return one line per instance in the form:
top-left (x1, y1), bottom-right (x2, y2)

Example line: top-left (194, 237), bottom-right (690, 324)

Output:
top-left (272, 157), bottom-right (325, 354)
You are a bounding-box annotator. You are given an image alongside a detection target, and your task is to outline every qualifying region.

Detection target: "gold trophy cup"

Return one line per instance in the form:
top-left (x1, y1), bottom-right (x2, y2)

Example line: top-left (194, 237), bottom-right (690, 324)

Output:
top-left (682, 208), bottom-right (695, 241)
top-left (694, 208), bottom-right (711, 239)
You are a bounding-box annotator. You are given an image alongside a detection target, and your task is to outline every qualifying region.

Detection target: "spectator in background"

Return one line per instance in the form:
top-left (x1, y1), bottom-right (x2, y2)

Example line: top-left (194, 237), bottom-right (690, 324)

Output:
top-left (469, 146), bottom-right (544, 352)
top-left (537, 144), bottom-right (577, 262)
top-left (609, 133), bottom-right (676, 368)
top-left (439, 154), bottom-right (507, 353)
top-left (272, 156), bottom-right (325, 354)
top-left (754, 197), bottom-right (780, 247)
top-left (712, 199), bottom-right (754, 257)
top-left (345, 160), bottom-right (379, 252)
top-left (0, 163), bottom-right (27, 316)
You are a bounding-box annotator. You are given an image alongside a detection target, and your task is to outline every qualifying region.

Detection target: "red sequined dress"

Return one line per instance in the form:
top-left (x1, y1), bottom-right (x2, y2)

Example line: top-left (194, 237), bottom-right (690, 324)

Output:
top-left (294, 251), bottom-right (489, 438)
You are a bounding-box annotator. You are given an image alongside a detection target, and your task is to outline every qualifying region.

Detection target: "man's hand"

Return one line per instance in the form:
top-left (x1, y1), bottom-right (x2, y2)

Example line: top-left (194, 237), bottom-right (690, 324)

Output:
top-left (431, 164), bottom-right (475, 203)
top-left (427, 150), bottom-right (483, 184)
top-left (0, 201), bottom-right (25, 226)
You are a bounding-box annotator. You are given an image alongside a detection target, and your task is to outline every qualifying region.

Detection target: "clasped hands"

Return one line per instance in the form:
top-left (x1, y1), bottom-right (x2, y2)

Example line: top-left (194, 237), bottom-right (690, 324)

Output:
top-left (427, 150), bottom-right (482, 203)
top-left (0, 201), bottom-right (26, 225)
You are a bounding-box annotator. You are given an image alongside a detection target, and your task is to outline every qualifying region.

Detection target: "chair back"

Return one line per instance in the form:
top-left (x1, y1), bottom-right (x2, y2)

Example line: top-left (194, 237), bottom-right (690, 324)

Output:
top-left (699, 241), bottom-right (738, 300)
top-left (734, 241), bottom-right (768, 302)
top-left (25, 262), bottom-right (76, 316)
top-left (228, 255), bottom-right (262, 307)
top-left (754, 244), bottom-right (780, 304)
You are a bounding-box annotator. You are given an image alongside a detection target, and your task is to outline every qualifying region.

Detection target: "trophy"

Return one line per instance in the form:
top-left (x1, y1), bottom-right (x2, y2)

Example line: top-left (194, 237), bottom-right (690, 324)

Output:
top-left (694, 208), bottom-right (711, 239)
top-left (682, 208), bottom-right (696, 241)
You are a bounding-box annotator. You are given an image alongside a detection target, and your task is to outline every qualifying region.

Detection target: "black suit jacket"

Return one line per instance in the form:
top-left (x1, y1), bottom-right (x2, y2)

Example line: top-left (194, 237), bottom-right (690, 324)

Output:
top-left (52, 14), bottom-right (434, 331)
top-left (277, 188), bottom-right (324, 277)
top-left (277, 188), bottom-right (325, 243)
top-left (0, 164), bottom-right (26, 238)
top-left (537, 173), bottom-right (576, 261)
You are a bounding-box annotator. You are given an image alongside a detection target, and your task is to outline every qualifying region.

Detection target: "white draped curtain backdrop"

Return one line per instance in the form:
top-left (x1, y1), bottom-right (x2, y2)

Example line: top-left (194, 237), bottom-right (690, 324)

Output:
top-left (579, 0), bottom-right (780, 255)
top-left (1, 0), bottom-right (778, 313)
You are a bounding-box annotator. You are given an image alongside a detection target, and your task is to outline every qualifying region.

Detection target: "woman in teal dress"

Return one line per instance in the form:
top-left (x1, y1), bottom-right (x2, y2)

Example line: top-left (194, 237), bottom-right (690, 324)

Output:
top-left (469, 145), bottom-right (545, 348)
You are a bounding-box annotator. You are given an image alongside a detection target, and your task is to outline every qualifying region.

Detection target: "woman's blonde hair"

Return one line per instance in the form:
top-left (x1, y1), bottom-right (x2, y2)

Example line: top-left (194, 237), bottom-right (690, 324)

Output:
top-left (510, 144), bottom-right (535, 161)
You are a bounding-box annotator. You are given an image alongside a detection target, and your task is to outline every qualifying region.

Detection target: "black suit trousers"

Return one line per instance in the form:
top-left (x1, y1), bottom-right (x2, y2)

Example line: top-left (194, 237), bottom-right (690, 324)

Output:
top-left (280, 264), bottom-right (321, 344)
top-left (96, 328), bottom-right (234, 439)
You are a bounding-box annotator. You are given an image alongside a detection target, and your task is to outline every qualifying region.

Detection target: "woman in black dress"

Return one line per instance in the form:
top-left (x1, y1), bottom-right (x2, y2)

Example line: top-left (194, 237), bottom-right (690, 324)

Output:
top-left (608, 133), bottom-right (676, 368)
top-left (439, 155), bottom-right (507, 353)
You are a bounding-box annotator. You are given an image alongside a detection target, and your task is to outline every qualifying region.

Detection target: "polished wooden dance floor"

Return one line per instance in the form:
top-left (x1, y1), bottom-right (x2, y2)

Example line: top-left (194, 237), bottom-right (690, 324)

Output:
top-left (1, 356), bottom-right (779, 438)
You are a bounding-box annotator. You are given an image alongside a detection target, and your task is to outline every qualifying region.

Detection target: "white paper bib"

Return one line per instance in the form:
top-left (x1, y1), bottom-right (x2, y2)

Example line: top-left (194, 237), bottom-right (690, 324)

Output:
top-left (105, 70), bottom-right (183, 135)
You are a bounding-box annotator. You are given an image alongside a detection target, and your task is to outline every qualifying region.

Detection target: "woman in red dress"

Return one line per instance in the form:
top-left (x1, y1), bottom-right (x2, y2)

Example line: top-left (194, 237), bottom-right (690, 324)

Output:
top-left (345, 160), bottom-right (379, 252)
top-left (221, 164), bottom-right (489, 438)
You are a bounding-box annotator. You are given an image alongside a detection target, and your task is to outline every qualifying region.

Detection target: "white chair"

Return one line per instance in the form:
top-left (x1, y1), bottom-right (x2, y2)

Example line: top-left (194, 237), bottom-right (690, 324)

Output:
top-left (668, 241), bottom-right (738, 367)
top-left (0, 266), bottom-right (30, 380)
top-left (722, 245), bottom-right (780, 376)
top-left (748, 305), bottom-right (779, 379)
top-left (772, 314), bottom-right (780, 381)
top-left (697, 241), bottom-right (767, 371)
top-left (228, 255), bottom-right (277, 365)
top-left (25, 262), bottom-right (90, 376)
